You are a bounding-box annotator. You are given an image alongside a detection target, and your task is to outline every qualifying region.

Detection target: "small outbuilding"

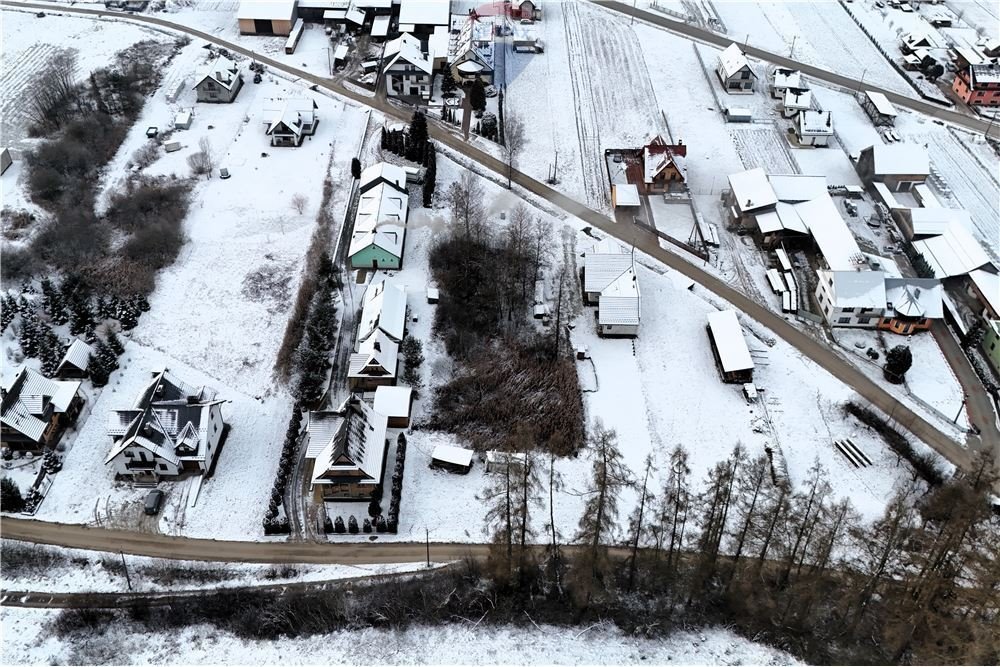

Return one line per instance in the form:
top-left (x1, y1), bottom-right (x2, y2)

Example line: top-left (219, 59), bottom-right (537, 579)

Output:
top-left (237, 0), bottom-right (298, 35)
top-left (55, 339), bottom-right (94, 379)
top-left (485, 450), bottom-right (526, 474)
top-left (372, 385), bottom-right (413, 428)
top-left (1, 148), bottom-right (12, 175)
top-left (706, 309), bottom-right (754, 384)
top-left (612, 183), bottom-right (640, 208)
top-left (431, 444), bottom-right (474, 474)
top-left (859, 91), bottom-right (898, 127)
top-left (174, 110), bottom-right (192, 130)
top-left (795, 110), bottom-right (833, 147)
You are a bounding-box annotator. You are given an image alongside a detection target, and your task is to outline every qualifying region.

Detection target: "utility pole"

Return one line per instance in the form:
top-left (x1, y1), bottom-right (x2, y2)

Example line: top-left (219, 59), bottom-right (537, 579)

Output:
top-left (120, 550), bottom-right (132, 591)
top-left (789, 36), bottom-right (797, 59)
top-left (953, 394), bottom-right (968, 424)
top-left (855, 68), bottom-right (868, 97)
top-left (425, 528), bottom-right (430, 567)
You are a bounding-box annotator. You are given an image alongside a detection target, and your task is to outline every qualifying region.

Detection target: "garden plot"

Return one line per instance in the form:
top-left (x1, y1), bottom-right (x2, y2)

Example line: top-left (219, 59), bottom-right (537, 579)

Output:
top-left (0, 9), bottom-right (170, 147)
top-left (833, 329), bottom-right (968, 432)
top-left (711, 1), bottom-right (911, 95)
top-left (899, 130), bottom-right (1000, 265)
top-left (729, 126), bottom-right (799, 174)
top-left (946, 0), bottom-right (999, 40)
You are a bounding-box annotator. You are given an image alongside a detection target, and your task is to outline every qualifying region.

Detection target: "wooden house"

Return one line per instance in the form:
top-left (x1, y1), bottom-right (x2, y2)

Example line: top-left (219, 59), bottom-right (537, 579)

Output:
top-left (55, 339), bottom-right (93, 379)
top-left (306, 398), bottom-right (389, 501)
top-left (262, 98), bottom-right (319, 147)
top-left (193, 54), bottom-right (243, 104)
top-left (1, 367), bottom-right (84, 453)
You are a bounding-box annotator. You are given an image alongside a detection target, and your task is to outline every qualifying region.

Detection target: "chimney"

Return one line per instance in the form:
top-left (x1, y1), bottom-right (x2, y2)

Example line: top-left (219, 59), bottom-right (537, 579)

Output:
top-left (826, 113), bottom-right (832, 128)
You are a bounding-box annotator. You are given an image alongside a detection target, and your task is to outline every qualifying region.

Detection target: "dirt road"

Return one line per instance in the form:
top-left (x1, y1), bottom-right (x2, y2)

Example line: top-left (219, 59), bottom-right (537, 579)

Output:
top-left (0, 2), bottom-right (990, 487)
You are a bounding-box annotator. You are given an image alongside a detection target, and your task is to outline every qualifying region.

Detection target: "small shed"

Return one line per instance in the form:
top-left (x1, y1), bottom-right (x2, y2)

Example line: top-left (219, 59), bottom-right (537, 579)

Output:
top-left (163, 141), bottom-right (182, 153)
top-left (485, 450), bottom-right (526, 474)
top-left (860, 91), bottom-right (898, 127)
top-left (373, 385), bottom-right (413, 428)
top-left (725, 107), bottom-right (752, 123)
top-left (55, 339), bottom-right (94, 378)
top-left (332, 44), bottom-right (349, 67)
top-left (426, 287), bottom-right (439, 304)
top-left (612, 183), bottom-right (640, 208)
top-left (706, 309), bottom-right (754, 384)
top-left (431, 444), bottom-right (474, 474)
top-left (0, 148), bottom-right (11, 175)
top-left (174, 110), bottom-right (192, 130)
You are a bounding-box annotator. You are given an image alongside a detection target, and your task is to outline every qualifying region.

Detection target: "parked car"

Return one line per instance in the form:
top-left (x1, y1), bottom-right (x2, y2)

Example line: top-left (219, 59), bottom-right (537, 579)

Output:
top-left (144, 489), bottom-right (165, 515)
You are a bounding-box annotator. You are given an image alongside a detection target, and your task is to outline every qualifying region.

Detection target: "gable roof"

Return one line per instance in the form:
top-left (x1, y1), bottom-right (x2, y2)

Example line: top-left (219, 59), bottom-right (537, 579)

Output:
top-left (798, 110), bottom-right (833, 136)
top-left (913, 223), bottom-right (992, 278)
top-left (598, 266), bottom-right (641, 327)
top-left (1, 367), bottom-right (81, 442)
top-left (307, 399), bottom-right (388, 486)
top-left (707, 310), bottom-right (754, 373)
top-left (584, 240), bottom-right (633, 293)
top-left (348, 331), bottom-right (399, 379)
top-left (360, 162), bottom-right (407, 193)
top-left (355, 182), bottom-right (409, 228)
top-left (349, 224), bottom-right (406, 260)
top-left (262, 98), bottom-right (317, 137)
top-left (450, 14), bottom-right (494, 73)
top-left (863, 91), bottom-right (898, 118)
top-left (728, 167), bottom-right (777, 212)
top-left (382, 33), bottom-right (432, 75)
top-left (359, 279), bottom-right (407, 343)
top-left (193, 55), bottom-right (241, 91)
top-left (718, 43), bottom-right (755, 79)
top-left (795, 194), bottom-right (864, 272)
top-left (57, 339), bottom-right (94, 375)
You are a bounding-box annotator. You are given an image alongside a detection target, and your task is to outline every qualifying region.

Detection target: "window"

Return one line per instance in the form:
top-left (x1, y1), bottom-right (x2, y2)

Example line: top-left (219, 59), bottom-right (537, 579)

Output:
top-left (842, 307), bottom-right (855, 313)
top-left (858, 317), bottom-right (871, 325)
top-left (158, 463), bottom-right (168, 472)
top-left (838, 317), bottom-right (851, 324)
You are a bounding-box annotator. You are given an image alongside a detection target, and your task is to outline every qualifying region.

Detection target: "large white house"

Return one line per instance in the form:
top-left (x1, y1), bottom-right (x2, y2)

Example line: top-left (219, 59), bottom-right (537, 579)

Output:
top-left (349, 162), bottom-right (409, 269)
top-left (105, 370), bottom-right (226, 483)
top-left (382, 33), bottom-right (433, 100)
top-left (717, 43), bottom-right (756, 94)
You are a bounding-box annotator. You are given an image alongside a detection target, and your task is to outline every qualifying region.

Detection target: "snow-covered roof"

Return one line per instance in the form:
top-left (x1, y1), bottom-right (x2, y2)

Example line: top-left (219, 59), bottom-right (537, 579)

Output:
top-left (798, 110), bottom-right (833, 136)
top-left (643, 146), bottom-right (685, 184)
top-left (706, 310), bottom-right (754, 373)
top-left (262, 98), bottom-right (317, 137)
top-left (349, 223), bottom-right (406, 260)
top-left (796, 195), bottom-right (863, 272)
top-left (432, 444), bottom-right (473, 467)
top-left (718, 43), bottom-right (753, 79)
top-left (104, 369), bottom-right (223, 467)
top-left (358, 279), bottom-right (407, 344)
top-left (355, 182), bottom-right (409, 228)
top-left (824, 270), bottom-right (887, 308)
top-left (884, 278), bottom-right (943, 319)
top-left (769, 175), bottom-right (827, 203)
top-left (360, 161), bottom-right (407, 192)
top-left (970, 64), bottom-right (1000, 86)
top-left (755, 202), bottom-right (808, 235)
top-left (954, 46), bottom-right (987, 66)
top-left (782, 88), bottom-right (812, 110)
top-left (869, 143), bottom-right (929, 176)
top-left (237, 0), bottom-right (295, 21)
top-left (913, 223), bottom-right (992, 278)
top-left (613, 184), bottom-right (640, 207)
top-left (428, 25), bottom-right (450, 60)
top-left (729, 168), bottom-right (777, 212)
top-left (909, 207), bottom-right (971, 237)
top-left (309, 399), bottom-right (388, 487)
top-left (193, 54), bottom-right (241, 91)
top-left (1, 367), bottom-right (80, 441)
top-left (348, 331), bottom-right (399, 379)
top-left (373, 385), bottom-right (412, 419)
top-left (969, 269), bottom-right (999, 316)
top-left (584, 240), bottom-right (632, 292)
top-left (863, 91), bottom-right (898, 117)
top-left (598, 267), bottom-right (640, 327)
top-left (56, 339), bottom-right (93, 374)
top-left (450, 14), bottom-right (494, 72)
top-left (382, 33), bottom-right (432, 74)
top-left (398, 0), bottom-right (450, 27)
top-left (772, 68), bottom-right (802, 90)
top-left (371, 15), bottom-right (391, 37)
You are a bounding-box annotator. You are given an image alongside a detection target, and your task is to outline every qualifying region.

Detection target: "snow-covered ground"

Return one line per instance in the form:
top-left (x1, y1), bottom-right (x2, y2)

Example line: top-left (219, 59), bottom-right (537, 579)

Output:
top-left (711, 0), bottom-right (913, 95)
top-left (0, 540), bottom-right (438, 594)
top-left (0, 607), bottom-right (799, 666)
top-left (0, 8), bottom-right (172, 147)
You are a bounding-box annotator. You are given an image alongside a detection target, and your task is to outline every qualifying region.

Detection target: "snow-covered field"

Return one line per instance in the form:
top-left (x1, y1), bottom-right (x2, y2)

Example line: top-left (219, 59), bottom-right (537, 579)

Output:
top-left (1, 607), bottom-right (798, 665)
top-left (0, 9), bottom-right (171, 147)
top-left (711, 0), bottom-right (913, 95)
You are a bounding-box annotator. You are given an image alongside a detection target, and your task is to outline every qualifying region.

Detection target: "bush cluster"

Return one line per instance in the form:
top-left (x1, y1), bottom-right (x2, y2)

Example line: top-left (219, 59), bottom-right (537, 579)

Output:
top-left (844, 401), bottom-right (945, 485)
top-left (262, 408), bottom-right (303, 535)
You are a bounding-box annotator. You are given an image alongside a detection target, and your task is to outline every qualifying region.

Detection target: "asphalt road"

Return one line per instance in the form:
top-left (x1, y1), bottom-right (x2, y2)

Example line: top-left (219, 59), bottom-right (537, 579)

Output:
top-left (591, 0), bottom-right (998, 139)
top-left (0, 1), bottom-right (991, 506)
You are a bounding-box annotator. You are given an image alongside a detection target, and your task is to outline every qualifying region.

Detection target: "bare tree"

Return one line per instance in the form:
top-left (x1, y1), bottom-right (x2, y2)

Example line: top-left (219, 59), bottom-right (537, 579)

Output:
top-left (25, 51), bottom-right (83, 131)
top-left (446, 171), bottom-right (486, 242)
top-left (574, 420), bottom-right (633, 595)
top-left (501, 112), bottom-right (526, 189)
top-left (187, 137), bottom-right (214, 177)
top-left (626, 454), bottom-right (656, 591)
top-left (291, 193), bottom-right (309, 215)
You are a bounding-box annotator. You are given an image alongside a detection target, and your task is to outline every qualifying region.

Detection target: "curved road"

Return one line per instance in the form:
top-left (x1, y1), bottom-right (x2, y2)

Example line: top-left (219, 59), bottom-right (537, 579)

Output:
top-left (0, 3), bottom-right (992, 483)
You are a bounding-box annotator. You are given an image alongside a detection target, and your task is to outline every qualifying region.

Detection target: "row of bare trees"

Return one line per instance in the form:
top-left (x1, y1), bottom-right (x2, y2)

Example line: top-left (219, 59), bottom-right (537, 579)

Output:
top-left (479, 417), bottom-right (999, 664)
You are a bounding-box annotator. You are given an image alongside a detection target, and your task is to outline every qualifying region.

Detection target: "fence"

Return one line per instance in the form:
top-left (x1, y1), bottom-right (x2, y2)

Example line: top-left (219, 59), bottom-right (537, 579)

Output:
top-left (634, 216), bottom-right (710, 261)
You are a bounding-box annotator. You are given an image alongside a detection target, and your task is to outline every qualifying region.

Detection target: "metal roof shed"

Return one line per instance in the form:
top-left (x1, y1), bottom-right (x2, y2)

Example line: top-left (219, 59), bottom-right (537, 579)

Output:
top-left (707, 310), bottom-right (754, 383)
